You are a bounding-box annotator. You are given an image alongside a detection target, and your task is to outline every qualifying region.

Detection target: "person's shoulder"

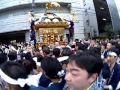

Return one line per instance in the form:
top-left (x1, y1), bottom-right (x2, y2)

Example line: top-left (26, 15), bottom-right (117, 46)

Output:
top-left (113, 63), bottom-right (120, 75)
top-left (115, 63), bottom-right (120, 70)
top-left (29, 86), bottom-right (47, 90)
top-left (48, 81), bottom-right (65, 90)
top-left (48, 85), bottom-right (60, 90)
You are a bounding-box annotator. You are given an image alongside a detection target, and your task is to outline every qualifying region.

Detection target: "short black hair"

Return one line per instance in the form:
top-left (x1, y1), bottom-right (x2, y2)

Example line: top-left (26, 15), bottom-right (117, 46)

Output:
top-left (21, 60), bottom-right (34, 75)
top-left (88, 47), bottom-right (101, 56)
top-left (77, 43), bottom-right (87, 51)
top-left (1, 61), bottom-right (28, 80)
top-left (8, 51), bottom-right (17, 61)
top-left (61, 47), bottom-right (72, 56)
top-left (1, 61), bottom-right (29, 89)
top-left (53, 48), bottom-right (60, 57)
top-left (25, 52), bottom-right (32, 60)
top-left (69, 53), bottom-right (103, 76)
top-left (37, 55), bottom-right (44, 62)
top-left (42, 46), bottom-right (50, 55)
top-left (41, 57), bottom-right (62, 79)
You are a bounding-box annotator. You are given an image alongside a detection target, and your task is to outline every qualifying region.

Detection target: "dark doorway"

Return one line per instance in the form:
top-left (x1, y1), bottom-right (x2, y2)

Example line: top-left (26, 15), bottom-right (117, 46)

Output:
top-left (0, 31), bottom-right (26, 44)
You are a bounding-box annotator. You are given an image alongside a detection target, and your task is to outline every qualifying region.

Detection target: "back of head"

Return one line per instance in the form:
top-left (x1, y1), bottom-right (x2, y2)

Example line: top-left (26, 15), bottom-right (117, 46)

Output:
top-left (88, 47), bottom-right (101, 56)
top-left (61, 47), bottom-right (72, 56)
top-left (21, 60), bottom-right (34, 75)
top-left (8, 51), bottom-right (17, 61)
top-left (42, 46), bottom-right (50, 55)
top-left (41, 57), bottom-right (62, 79)
top-left (1, 61), bottom-right (28, 80)
top-left (1, 61), bottom-right (28, 90)
top-left (53, 48), bottom-right (60, 57)
top-left (77, 43), bottom-right (87, 51)
top-left (25, 52), bottom-right (32, 60)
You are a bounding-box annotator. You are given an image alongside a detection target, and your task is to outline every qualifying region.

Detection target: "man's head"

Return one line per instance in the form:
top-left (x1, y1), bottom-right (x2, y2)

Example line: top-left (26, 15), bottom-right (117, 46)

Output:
top-left (41, 57), bottom-right (63, 79)
top-left (106, 42), bottom-right (113, 50)
top-left (53, 48), bottom-right (61, 58)
top-left (61, 47), bottom-right (72, 56)
top-left (65, 53), bottom-right (103, 90)
top-left (0, 61), bottom-right (28, 90)
top-left (106, 51), bottom-right (118, 65)
top-left (42, 46), bottom-right (50, 57)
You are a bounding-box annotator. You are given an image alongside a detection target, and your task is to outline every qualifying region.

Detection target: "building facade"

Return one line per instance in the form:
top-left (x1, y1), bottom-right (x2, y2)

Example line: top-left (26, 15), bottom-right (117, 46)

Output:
top-left (0, 0), bottom-right (99, 43)
top-left (93, 0), bottom-right (120, 35)
top-left (0, 0), bottom-right (119, 43)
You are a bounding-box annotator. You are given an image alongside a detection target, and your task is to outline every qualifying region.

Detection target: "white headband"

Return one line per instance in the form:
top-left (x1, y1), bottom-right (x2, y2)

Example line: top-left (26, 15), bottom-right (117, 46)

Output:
top-left (57, 70), bottom-right (65, 77)
top-left (107, 51), bottom-right (117, 57)
top-left (33, 57), bottom-right (41, 66)
top-left (57, 56), bottom-right (69, 62)
top-left (0, 69), bottom-right (42, 87)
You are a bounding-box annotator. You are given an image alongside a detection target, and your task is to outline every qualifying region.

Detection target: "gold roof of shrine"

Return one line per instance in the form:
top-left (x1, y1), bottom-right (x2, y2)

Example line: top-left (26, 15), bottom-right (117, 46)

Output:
top-left (35, 22), bottom-right (69, 30)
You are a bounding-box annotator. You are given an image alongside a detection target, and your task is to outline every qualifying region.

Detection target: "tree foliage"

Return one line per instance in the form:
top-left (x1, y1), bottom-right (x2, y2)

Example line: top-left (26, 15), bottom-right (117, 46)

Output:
top-left (104, 24), bottom-right (116, 39)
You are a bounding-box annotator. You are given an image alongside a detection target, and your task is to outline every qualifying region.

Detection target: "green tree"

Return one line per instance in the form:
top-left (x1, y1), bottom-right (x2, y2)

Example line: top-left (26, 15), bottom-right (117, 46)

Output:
top-left (104, 24), bottom-right (116, 39)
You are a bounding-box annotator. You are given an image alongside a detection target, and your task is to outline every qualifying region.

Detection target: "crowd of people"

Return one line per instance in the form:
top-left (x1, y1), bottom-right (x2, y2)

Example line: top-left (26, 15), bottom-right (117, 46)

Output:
top-left (0, 38), bottom-right (120, 90)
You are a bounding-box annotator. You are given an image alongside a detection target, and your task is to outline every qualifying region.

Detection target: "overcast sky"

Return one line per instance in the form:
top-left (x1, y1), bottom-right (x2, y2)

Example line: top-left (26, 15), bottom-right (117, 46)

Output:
top-left (114, 0), bottom-right (120, 18)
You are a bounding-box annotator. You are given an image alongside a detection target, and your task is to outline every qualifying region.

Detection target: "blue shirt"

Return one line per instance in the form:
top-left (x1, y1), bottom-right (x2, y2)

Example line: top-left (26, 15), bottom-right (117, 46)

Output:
top-left (29, 86), bottom-right (47, 90)
top-left (47, 78), bottom-right (66, 90)
top-left (107, 63), bottom-right (120, 90)
top-left (39, 74), bottom-right (51, 88)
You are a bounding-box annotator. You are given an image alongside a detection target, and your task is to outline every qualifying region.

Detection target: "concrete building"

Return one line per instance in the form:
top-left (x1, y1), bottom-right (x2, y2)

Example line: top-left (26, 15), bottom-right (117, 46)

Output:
top-left (93, 0), bottom-right (120, 35)
top-left (0, 0), bottom-right (119, 43)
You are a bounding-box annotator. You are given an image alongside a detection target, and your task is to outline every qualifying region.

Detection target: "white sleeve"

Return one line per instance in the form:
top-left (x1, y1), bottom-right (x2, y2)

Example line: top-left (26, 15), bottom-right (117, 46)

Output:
top-left (116, 81), bottom-right (120, 90)
top-left (108, 85), bottom-right (113, 90)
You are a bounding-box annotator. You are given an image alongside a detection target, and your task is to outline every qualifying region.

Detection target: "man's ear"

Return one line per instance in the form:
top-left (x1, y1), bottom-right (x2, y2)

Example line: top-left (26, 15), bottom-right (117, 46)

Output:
top-left (88, 73), bottom-right (98, 84)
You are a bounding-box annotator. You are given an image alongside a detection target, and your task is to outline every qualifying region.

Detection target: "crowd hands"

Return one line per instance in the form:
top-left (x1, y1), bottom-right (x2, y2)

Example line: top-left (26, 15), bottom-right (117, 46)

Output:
top-left (0, 38), bottom-right (120, 90)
